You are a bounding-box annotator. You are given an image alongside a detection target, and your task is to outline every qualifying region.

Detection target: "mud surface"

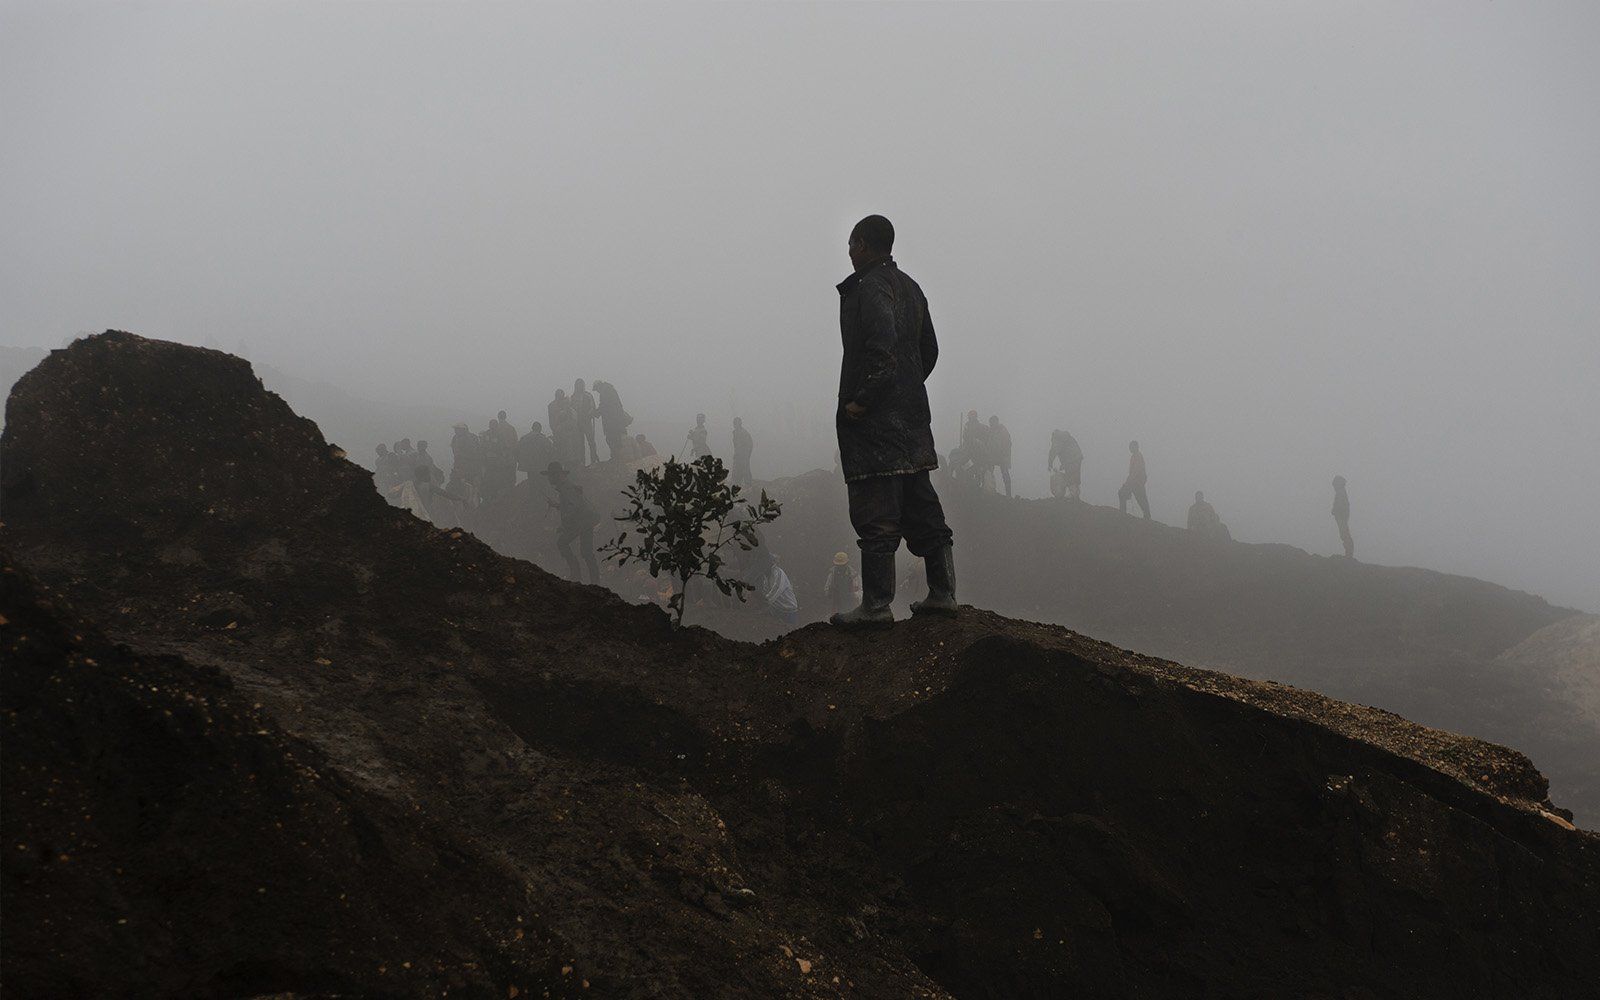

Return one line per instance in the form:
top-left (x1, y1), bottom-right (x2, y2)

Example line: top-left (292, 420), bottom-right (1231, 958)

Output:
top-left (4, 332), bottom-right (1598, 998)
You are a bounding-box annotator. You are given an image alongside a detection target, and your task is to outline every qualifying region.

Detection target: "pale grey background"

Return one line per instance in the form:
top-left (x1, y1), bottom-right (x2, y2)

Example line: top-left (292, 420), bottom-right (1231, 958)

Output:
top-left (3, 2), bottom-right (1596, 611)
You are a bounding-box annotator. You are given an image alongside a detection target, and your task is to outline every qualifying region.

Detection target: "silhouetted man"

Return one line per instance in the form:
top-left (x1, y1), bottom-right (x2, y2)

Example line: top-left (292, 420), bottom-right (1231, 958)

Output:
top-left (593, 379), bottom-right (632, 460)
top-left (1118, 440), bottom-right (1150, 518)
top-left (988, 415), bottom-right (1013, 497)
top-left (1332, 475), bottom-right (1354, 559)
top-left (686, 414), bottom-right (710, 459)
top-left (731, 416), bottom-right (754, 488)
top-left (541, 461), bottom-right (601, 584)
top-left (1048, 429), bottom-right (1083, 500)
top-left (572, 379), bottom-right (599, 466)
top-left (517, 421), bottom-right (554, 481)
top-left (830, 214), bottom-right (955, 625)
top-left (1187, 490), bottom-right (1231, 541)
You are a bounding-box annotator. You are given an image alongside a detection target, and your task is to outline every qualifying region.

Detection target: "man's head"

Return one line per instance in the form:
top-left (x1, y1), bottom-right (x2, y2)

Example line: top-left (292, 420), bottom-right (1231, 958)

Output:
top-left (636, 433), bottom-right (647, 443)
top-left (417, 441), bottom-right (428, 453)
top-left (574, 379), bottom-right (585, 392)
top-left (555, 389), bottom-right (566, 400)
top-left (376, 443), bottom-right (389, 455)
top-left (531, 421), bottom-right (543, 434)
top-left (1333, 475), bottom-right (1347, 489)
top-left (498, 410), bottom-right (507, 421)
top-left (1195, 491), bottom-right (1205, 502)
top-left (696, 413), bottom-right (706, 425)
top-left (988, 415), bottom-right (999, 427)
top-left (1129, 440), bottom-right (1140, 453)
top-left (399, 438), bottom-right (412, 450)
top-left (453, 422), bottom-right (468, 433)
top-left (848, 215), bottom-right (894, 270)
top-left (541, 461), bottom-right (568, 482)
top-left (967, 410), bottom-right (978, 420)
top-left (733, 416), bottom-right (743, 429)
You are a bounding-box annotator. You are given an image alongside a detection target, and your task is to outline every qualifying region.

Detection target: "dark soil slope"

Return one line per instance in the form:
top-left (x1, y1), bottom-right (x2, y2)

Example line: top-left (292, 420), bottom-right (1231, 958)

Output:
top-left (737, 471), bottom-right (1600, 827)
top-left (4, 332), bottom-right (1599, 999)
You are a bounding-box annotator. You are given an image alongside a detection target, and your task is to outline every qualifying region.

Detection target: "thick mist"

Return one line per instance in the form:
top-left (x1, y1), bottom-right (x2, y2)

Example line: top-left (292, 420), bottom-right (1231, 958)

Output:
top-left (2, 2), bottom-right (1596, 611)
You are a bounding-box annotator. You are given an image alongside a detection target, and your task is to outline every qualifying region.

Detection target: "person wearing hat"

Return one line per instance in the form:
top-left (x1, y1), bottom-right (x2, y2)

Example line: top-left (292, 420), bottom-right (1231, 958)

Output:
top-left (1331, 475), bottom-right (1354, 559)
top-left (541, 461), bottom-right (601, 584)
top-left (831, 214), bottom-right (957, 625)
top-left (822, 551), bottom-right (860, 617)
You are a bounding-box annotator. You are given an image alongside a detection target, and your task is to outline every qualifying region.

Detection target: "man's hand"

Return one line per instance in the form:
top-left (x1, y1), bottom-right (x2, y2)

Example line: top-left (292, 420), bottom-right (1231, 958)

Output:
top-left (844, 401), bottom-right (867, 420)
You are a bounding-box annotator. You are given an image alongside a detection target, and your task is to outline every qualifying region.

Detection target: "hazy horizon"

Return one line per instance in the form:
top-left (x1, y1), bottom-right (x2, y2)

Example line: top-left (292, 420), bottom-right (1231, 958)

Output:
top-left (3, 2), bottom-right (1597, 612)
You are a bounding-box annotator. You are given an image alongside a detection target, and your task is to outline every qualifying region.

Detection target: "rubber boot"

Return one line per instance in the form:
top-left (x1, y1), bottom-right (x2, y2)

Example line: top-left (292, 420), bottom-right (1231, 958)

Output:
top-left (830, 551), bottom-right (895, 627)
top-left (910, 546), bottom-right (959, 616)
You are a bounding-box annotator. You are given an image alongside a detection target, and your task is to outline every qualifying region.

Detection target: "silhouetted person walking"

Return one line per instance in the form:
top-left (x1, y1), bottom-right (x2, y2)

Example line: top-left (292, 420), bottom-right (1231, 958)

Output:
top-left (542, 461), bottom-right (601, 584)
top-left (830, 214), bottom-right (955, 626)
top-left (1332, 475), bottom-right (1354, 559)
top-left (1118, 440), bottom-right (1150, 518)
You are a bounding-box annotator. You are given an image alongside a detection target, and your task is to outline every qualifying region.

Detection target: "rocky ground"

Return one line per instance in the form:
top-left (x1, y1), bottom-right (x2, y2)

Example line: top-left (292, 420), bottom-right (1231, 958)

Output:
top-left (3, 332), bottom-right (1598, 998)
top-left (456, 428), bottom-right (1599, 827)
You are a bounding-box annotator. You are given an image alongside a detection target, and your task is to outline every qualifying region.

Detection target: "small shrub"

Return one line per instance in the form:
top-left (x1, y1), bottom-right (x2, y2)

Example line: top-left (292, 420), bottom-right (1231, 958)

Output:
top-left (600, 455), bottom-right (781, 627)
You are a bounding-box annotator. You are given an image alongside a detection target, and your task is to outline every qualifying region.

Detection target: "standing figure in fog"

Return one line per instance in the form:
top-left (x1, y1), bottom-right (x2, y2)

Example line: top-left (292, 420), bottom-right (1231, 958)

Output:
top-left (571, 379), bottom-right (599, 466)
top-left (1118, 440), bottom-right (1150, 519)
top-left (542, 461), bottom-right (601, 584)
top-left (686, 414), bottom-right (710, 459)
top-left (1048, 429), bottom-right (1083, 500)
top-left (1332, 475), bottom-right (1354, 559)
top-left (830, 214), bottom-right (956, 626)
top-left (988, 414), bottom-right (1013, 497)
top-left (731, 416), bottom-right (754, 488)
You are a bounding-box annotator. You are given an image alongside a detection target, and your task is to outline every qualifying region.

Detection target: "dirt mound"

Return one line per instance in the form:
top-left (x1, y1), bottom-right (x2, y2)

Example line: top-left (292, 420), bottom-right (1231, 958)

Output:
top-left (4, 332), bottom-right (1599, 998)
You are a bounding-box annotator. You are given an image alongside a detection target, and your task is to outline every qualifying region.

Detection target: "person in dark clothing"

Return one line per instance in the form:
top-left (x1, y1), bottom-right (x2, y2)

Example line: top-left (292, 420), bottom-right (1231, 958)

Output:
top-left (541, 461), bottom-right (601, 584)
top-left (830, 214), bottom-right (956, 626)
top-left (1118, 440), bottom-right (1150, 518)
top-left (517, 422), bottom-right (555, 481)
top-left (593, 380), bottom-right (632, 461)
top-left (731, 416), bottom-right (754, 488)
top-left (572, 379), bottom-right (599, 466)
top-left (449, 423), bottom-right (484, 493)
top-left (1187, 490), bottom-right (1231, 541)
top-left (547, 389), bottom-right (570, 435)
top-left (956, 410), bottom-right (990, 486)
top-left (1332, 475), bottom-right (1354, 559)
top-left (414, 440), bottom-right (444, 486)
top-left (635, 433), bottom-right (657, 458)
top-left (686, 414), bottom-right (710, 459)
top-left (988, 415), bottom-right (1013, 497)
top-left (1047, 429), bottom-right (1083, 500)
top-left (374, 443), bottom-right (399, 495)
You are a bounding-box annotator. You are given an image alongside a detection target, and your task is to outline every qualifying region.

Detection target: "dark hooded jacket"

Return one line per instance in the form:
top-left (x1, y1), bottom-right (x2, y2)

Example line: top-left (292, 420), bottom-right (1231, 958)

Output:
top-left (835, 258), bottom-right (939, 482)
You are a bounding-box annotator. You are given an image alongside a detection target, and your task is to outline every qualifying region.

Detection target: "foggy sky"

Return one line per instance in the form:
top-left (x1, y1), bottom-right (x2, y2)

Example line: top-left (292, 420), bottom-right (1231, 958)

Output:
top-left (3, 2), bottom-right (1597, 612)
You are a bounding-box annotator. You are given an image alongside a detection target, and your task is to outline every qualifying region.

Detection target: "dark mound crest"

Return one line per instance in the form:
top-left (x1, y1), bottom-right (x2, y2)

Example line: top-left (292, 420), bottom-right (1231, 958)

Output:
top-left (4, 332), bottom-right (1598, 999)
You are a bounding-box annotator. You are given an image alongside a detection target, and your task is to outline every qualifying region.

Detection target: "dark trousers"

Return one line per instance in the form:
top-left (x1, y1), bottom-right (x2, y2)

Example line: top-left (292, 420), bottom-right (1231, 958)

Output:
top-left (733, 458), bottom-right (753, 488)
top-left (846, 470), bottom-right (954, 557)
top-left (558, 524), bottom-right (599, 583)
top-left (1119, 480), bottom-right (1150, 518)
top-left (1336, 516), bottom-right (1354, 559)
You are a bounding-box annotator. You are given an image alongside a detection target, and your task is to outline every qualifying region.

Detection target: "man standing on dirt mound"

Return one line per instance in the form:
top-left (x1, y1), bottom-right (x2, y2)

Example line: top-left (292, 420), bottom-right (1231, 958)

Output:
top-left (830, 214), bottom-right (957, 626)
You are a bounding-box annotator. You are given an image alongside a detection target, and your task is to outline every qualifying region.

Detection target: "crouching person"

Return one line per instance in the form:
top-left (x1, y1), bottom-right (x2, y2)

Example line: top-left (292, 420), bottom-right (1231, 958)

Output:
top-left (831, 214), bottom-right (956, 626)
